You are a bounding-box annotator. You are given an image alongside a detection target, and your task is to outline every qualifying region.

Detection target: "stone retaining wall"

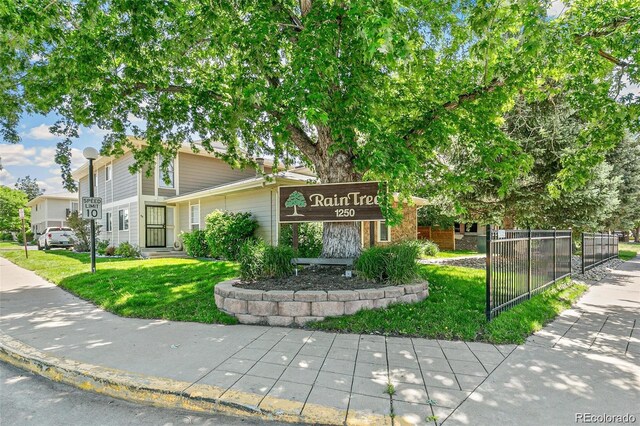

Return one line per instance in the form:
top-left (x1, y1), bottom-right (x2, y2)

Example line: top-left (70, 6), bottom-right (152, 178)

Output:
top-left (214, 280), bottom-right (429, 326)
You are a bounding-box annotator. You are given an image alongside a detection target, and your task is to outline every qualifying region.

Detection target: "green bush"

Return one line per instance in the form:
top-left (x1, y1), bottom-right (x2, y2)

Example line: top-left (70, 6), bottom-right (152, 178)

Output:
top-left (205, 210), bottom-right (259, 260)
top-left (181, 230), bottom-right (210, 258)
top-left (17, 230), bottom-right (34, 244)
top-left (238, 241), bottom-right (295, 281)
top-left (279, 223), bottom-right (323, 257)
top-left (263, 245), bottom-right (295, 278)
top-left (355, 242), bottom-right (420, 284)
top-left (238, 239), bottom-right (266, 281)
top-left (408, 239), bottom-right (439, 257)
top-left (97, 240), bottom-right (110, 255)
top-left (0, 231), bottom-right (13, 241)
top-left (115, 241), bottom-right (142, 258)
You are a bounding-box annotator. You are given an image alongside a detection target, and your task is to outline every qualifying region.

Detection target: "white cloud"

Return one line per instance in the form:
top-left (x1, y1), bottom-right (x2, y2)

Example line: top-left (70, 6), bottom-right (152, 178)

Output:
top-left (34, 147), bottom-right (57, 167)
top-left (88, 125), bottom-right (110, 136)
top-left (127, 113), bottom-right (146, 126)
top-left (0, 144), bottom-right (37, 166)
top-left (547, 1), bottom-right (566, 18)
top-left (0, 168), bottom-right (14, 186)
top-left (23, 124), bottom-right (58, 140)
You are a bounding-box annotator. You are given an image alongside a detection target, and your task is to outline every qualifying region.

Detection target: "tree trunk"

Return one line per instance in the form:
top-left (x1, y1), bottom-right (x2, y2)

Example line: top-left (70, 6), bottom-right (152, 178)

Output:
top-left (314, 129), bottom-right (362, 258)
top-left (632, 226), bottom-right (640, 243)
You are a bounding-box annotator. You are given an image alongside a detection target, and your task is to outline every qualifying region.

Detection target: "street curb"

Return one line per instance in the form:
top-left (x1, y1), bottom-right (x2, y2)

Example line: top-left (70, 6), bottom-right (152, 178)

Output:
top-left (0, 332), bottom-right (390, 425)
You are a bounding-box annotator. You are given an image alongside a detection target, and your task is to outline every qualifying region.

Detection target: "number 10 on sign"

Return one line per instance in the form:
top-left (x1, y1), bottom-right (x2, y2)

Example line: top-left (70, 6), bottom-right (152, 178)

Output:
top-left (82, 197), bottom-right (103, 220)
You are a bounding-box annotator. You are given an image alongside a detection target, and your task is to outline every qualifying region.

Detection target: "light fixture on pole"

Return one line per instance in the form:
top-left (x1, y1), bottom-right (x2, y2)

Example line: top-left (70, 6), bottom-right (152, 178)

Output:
top-left (83, 147), bottom-right (99, 273)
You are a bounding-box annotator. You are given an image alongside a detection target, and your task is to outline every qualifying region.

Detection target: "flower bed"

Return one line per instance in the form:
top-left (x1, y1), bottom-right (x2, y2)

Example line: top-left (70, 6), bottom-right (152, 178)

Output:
top-left (214, 279), bottom-right (428, 326)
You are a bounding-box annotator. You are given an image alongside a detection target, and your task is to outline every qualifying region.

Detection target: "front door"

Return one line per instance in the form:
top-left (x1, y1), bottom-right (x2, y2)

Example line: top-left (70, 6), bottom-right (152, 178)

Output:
top-left (146, 206), bottom-right (166, 248)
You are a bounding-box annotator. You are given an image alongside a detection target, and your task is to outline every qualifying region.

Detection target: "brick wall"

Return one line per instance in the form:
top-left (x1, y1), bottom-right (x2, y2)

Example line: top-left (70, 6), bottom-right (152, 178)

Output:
top-left (362, 205), bottom-right (417, 248)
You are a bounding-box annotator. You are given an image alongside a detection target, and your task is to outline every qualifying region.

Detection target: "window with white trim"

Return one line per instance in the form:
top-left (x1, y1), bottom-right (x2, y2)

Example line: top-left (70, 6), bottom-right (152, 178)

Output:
top-left (190, 205), bottom-right (200, 230)
top-left (118, 209), bottom-right (129, 231)
top-left (377, 221), bottom-right (390, 242)
top-left (158, 156), bottom-right (175, 189)
top-left (106, 212), bottom-right (112, 232)
top-left (105, 164), bottom-right (112, 181)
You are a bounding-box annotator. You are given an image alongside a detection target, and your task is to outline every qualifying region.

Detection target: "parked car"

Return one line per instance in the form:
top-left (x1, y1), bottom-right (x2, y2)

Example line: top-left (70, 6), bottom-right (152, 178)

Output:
top-left (37, 227), bottom-right (76, 250)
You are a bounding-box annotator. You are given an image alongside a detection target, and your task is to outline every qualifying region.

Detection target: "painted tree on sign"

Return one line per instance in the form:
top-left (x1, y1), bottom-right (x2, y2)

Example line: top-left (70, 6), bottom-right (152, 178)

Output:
top-left (285, 191), bottom-right (306, 217)
top-left (1, 0), bottom-right (638, 256)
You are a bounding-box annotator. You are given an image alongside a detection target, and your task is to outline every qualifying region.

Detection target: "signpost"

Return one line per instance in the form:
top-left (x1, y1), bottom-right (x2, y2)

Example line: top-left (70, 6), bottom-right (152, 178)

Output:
top-left (279, 182), bottom-right (385, 250)
top-left (82, 196), bottom-right (102, 273)
top-left (82, 197), bottom-right (103, 220)
top-left (18, 208), bottom-right (27, 259)
top-left (279, 182), bottom-right (384, 223)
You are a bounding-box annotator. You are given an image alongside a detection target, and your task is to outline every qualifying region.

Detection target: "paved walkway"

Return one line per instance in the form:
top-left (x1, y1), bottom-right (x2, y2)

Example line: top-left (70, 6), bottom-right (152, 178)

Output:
top-left (0, 256), bottom-right (638, 425)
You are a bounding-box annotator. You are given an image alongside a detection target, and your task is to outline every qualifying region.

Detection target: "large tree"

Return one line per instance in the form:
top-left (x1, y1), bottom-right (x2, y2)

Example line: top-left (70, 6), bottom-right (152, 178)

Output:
top-left (1, 0), bottom-right (638, 256)
top-left (14, 175), bottom-right (44, 201)
top-left (0, 185), bottom-right (29, 231)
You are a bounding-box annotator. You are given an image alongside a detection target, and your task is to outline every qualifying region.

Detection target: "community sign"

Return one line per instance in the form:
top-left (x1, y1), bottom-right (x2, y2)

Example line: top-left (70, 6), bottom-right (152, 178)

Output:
top-left (279, 182), bottom-right (384, 223)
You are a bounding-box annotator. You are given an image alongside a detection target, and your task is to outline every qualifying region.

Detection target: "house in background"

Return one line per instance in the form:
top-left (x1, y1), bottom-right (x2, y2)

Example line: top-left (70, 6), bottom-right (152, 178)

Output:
top-left (71, 139), bottom-right (426, 253)
top-left (27, 193), bottom-right (79, 235)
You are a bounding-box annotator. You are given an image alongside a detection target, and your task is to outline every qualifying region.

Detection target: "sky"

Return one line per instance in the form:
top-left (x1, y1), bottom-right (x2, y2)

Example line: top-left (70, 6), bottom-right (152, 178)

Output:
top-left (0, 1), bottom-right (638, 194)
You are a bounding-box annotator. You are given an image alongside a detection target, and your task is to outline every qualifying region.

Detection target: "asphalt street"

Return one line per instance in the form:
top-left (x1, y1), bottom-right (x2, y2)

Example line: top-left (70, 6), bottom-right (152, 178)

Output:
top-left (0, 361), bottom-right (294, 426)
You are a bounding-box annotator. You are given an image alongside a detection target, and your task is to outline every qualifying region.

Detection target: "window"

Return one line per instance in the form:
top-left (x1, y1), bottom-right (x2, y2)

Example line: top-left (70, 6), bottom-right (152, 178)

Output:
top-left (378, 221), bottom-right (390, 242)
top-left (105, 164), bottom-right (112, 181)
top-left (158, 156), bottom-right (174, 189)
top-left (190, 205), bottom-right (200, 230)
top-left (35, 204), bottom-right (38, 212)
top-left (71, 202), bottom-right (79, 213)
top-left (118, 209), bottom-right (129, 231)
top-left (106, 212), bottom-right (112, 232)
top-left (93, 172), bottom-right (98, 191)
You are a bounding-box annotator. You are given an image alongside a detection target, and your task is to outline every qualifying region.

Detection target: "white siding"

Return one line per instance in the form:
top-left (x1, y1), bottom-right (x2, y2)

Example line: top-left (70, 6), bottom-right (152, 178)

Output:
top-left (178, 153), bottom-right (254, 195)
top-left (112, 152), bottom-right (137, 201)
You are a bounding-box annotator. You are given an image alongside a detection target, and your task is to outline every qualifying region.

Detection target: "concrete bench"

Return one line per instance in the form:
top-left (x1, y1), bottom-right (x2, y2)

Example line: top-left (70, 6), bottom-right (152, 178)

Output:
top-left (291, 258), bottom-right (354, 276)
top-left (292, 257), bottom-right (354, 267)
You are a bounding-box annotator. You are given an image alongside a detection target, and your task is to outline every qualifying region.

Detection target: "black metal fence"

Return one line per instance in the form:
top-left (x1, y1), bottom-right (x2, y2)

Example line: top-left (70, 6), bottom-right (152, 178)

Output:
top-left (581, 233), bottom-right (618, 273)
top-left (486, 227), bottom-right (572, 320)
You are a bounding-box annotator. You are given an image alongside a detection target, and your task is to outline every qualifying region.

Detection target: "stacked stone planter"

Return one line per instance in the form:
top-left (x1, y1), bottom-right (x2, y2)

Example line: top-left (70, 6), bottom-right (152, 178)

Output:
top-left (214, 279), bottom-right (429, 326)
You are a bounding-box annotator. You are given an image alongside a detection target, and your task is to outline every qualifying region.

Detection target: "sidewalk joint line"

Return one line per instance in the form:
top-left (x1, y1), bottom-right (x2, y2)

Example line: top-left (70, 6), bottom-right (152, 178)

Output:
top-left (410, 338), bottom-right (437, 425)
top-left (343, 334), bottom-right (361, 424)
top-left (299, 331), bottom-right (337, 414)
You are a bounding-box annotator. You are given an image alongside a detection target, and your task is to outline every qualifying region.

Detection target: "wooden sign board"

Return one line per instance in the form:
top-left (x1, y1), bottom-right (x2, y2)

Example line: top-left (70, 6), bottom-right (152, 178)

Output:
top-left (279, 182), bottom-right (384, 223)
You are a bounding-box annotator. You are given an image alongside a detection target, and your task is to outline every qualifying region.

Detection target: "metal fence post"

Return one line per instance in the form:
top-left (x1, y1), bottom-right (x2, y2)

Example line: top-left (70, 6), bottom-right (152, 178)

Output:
top-left (569, 228), bottom-right (572, 278)
top-left (527, 228), bottom-right (532, 299)
top-left (485, 225), bottom-right (492, 321)
top-left (581, 232), bottom-right (585, 275)
top-left (553, 227), bottom-right (557, 282)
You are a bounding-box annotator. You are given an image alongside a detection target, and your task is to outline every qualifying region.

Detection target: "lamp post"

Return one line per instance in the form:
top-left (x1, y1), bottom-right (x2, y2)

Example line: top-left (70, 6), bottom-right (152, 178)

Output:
top-left (83, 147), bottom-right (99, 273)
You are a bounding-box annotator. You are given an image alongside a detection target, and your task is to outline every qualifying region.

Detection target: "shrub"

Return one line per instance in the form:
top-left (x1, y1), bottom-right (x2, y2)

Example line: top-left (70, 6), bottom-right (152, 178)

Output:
top-left (115, 241), bottom-right (142, 258)
top-left (0, 231), bottom-right (13, 241)
top-left (97, 240), bottom-right (110, 255)
top-left (279, 222), bottom-right (323, 257)
top-left (239, 241), bottom-right (295, 281)
top-left (181, 230), bottom-right (210, 258)
top-left (355, 241), bottom-right (420, 285)
top-left (263, 245), bottom-right (295, 278)
top-left (406, 239), bottom-right (439, 258)
top-left (238, 239), bottom-right (266, 281)
top-left (67, 211), bottom-right (101, 252)
top-left (205, 210), bottom-right (259, 260)
top-left (105, 246), bottom-right (116, 256)
top-left (16, 230), bottom-right (34, 244)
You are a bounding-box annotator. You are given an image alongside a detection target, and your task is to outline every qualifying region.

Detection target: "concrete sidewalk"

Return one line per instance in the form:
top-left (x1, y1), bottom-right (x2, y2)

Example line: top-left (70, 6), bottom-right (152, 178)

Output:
top-left (445, 256), bottom-right (640, 425)
top-left (1, 256), bottom-right (638, 425)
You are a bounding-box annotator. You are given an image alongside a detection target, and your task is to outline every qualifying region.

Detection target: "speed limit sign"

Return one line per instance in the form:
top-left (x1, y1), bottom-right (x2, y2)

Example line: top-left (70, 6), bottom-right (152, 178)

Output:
top-left (82, 197), bottom-right (103, 219)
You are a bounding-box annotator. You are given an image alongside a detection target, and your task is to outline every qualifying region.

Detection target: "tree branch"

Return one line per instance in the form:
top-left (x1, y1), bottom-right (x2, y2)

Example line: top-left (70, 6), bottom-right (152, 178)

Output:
top-left (574, 17), bottom-right (632, 42)
top-left (598, 49), bottom-right (633, 68)
top-left (403, 79), bottom-right (505, 140)
top-left (105, 78), bottom-right (225, 100)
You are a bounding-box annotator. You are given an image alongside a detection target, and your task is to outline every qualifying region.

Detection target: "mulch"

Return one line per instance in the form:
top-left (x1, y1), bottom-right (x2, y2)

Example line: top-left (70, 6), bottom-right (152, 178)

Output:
top-left (237, 266), bottom-right (392, 291)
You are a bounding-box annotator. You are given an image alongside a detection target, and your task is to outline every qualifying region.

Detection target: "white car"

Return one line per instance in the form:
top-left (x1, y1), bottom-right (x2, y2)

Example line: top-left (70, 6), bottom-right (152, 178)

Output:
top-left (37, 227), bottom-right (76, 250)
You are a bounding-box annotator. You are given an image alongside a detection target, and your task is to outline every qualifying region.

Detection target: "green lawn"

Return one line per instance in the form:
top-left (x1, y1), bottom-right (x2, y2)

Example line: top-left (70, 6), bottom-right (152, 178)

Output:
top-left (0, 241), bottom-right (23, 250)
top-left (1, 249), bottom-right (587, 344)
top-left (424, 249), bottom-right (480, 259)
top-left (311, 265), bottom-right (587, 344)
top-left (619, 242), bottom-right (639, 261)
top-left (0, 250), bottom-right (239, 324)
